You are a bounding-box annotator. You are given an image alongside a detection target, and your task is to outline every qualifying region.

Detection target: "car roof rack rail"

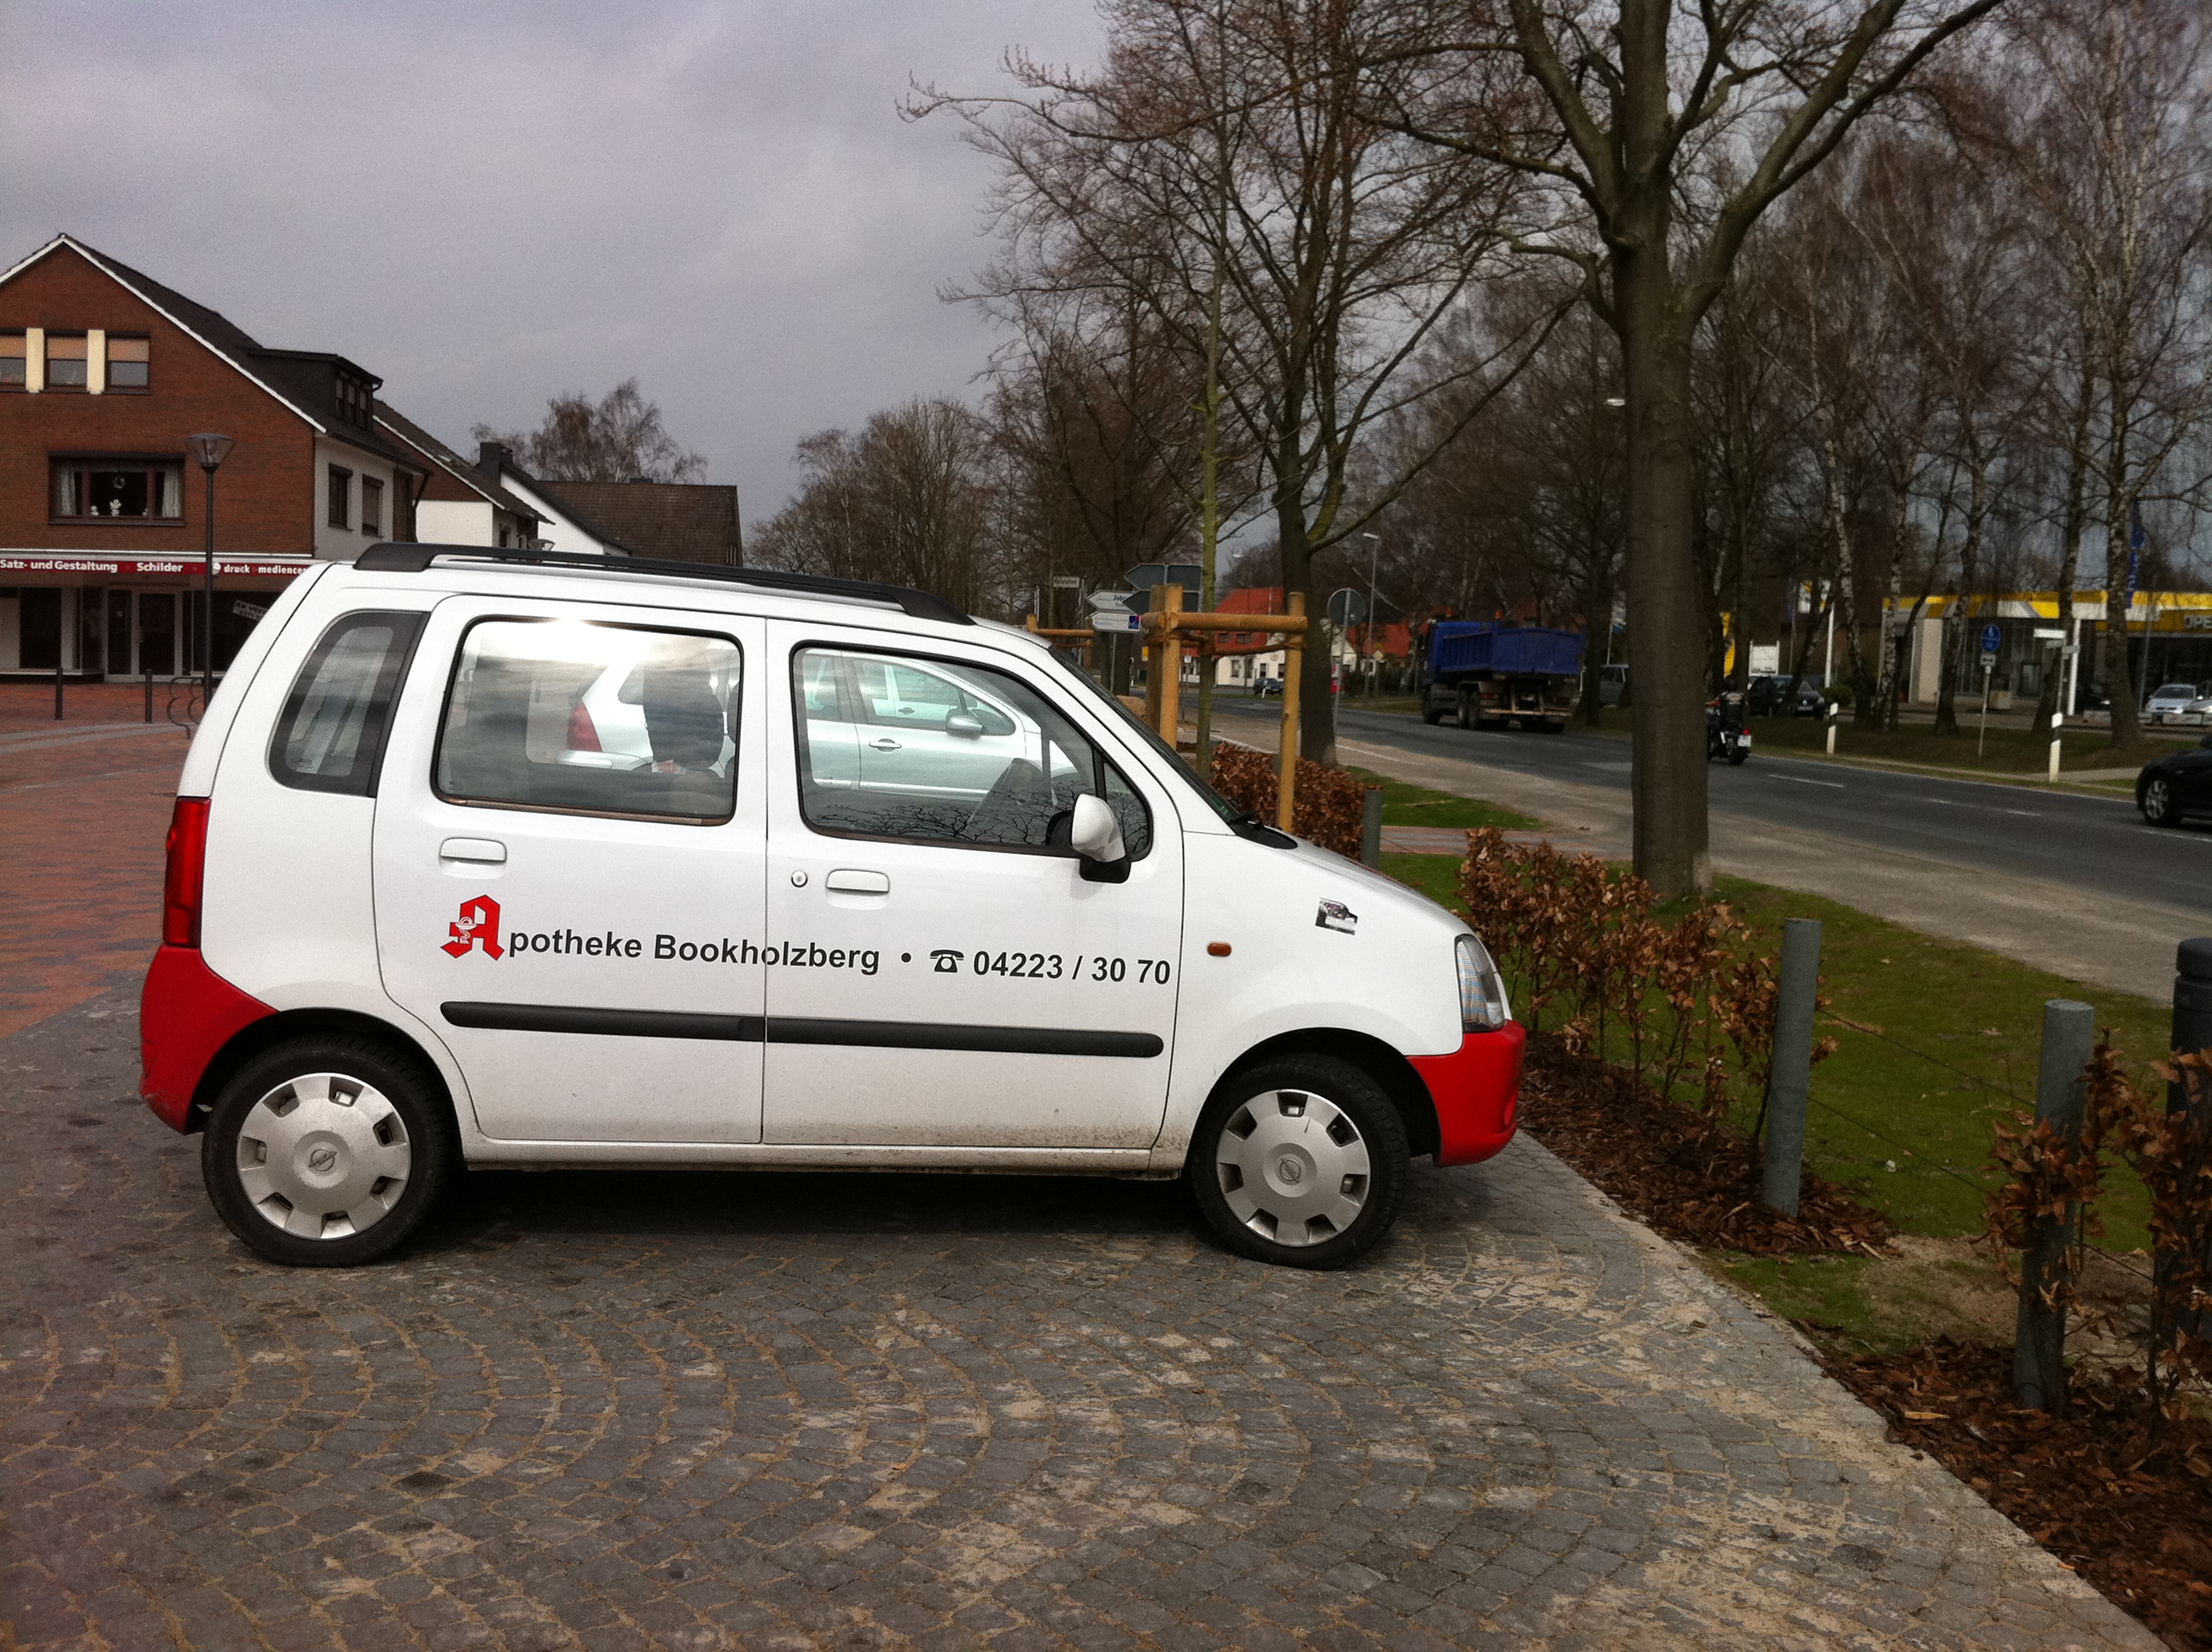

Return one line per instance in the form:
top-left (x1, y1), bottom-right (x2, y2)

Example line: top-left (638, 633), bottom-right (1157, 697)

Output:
top-left (352, 542), bottom-right (972, 626)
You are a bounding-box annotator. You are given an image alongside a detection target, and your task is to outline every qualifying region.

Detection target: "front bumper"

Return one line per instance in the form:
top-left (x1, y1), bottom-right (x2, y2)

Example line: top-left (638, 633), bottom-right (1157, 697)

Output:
top-left (1409, 1022), bottom-right (1525, 1166)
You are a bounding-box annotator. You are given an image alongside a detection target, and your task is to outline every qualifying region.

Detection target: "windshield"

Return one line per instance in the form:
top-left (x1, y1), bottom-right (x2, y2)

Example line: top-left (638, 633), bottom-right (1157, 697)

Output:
top-left (2157, 684), bottom-right (2195, 697)
top-left (1056, 657), bottom-right (1245, 825)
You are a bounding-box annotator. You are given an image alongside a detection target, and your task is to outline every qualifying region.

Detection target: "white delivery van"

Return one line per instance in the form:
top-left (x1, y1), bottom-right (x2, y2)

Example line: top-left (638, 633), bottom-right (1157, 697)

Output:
top-left (142, 546), bottom-right (1523, 1270)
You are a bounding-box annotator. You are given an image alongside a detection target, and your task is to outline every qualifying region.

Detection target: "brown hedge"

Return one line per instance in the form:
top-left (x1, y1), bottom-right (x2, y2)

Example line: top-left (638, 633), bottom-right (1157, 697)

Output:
top-left (1206, 742), bottom-right (1371, 857)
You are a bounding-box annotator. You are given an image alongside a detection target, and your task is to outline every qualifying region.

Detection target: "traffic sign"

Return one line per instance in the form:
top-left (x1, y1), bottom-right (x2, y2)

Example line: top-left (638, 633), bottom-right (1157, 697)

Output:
top-left (1086, 588), bottom-right (1136, 611)
top-left (1980, 622), bottom-right (2002, 654)
top-left (1051, 575), bottom-right (1083, 590)
top-left (1093, 612), bottom-right (1143, 632)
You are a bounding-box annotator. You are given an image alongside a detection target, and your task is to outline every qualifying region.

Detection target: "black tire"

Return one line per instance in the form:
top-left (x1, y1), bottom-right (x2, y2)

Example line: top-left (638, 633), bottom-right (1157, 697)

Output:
top-left (2141, 775), bottom-right (2180, 827)
top-left (1456, 692), bottom-right (1476, 730)
top-left (201, 1035), bottom-right (457, 1267)
top-left (1188, 1054), bottom-right (1410, 1270)
top-left (1421, 691), bottom-right (1444, 725)
top-left (1727, 745), bottom-right (1749, 765)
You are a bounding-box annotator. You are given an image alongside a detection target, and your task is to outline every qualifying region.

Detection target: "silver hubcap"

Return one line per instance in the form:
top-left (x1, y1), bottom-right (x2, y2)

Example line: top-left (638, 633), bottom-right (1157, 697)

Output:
top-left (1215, 1088), bottom-right (1371, 1247)
top-left (2147, 779), bottom-right (2169, 817)
top-left (236, 1073), bottom-right (411, 1241)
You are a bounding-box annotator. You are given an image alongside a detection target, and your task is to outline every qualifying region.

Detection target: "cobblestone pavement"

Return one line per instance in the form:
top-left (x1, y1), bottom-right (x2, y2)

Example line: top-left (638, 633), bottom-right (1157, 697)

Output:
top-left (0, 684), bottom-right (189, 1037)
top-left (2, 994), bottom-right (2160, 1651)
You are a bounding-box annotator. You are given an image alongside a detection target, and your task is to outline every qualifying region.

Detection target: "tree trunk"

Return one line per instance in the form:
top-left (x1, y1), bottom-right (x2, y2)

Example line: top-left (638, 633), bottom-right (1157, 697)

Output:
top-left (2103, 363), bottom-right (2145, 747)
top-left (2035, 355), bottom-right (2094, 727)
top-left (1277, 481), bottom-right (1336, 767)
top-left (1617, 258), bottom-right (1710, 898)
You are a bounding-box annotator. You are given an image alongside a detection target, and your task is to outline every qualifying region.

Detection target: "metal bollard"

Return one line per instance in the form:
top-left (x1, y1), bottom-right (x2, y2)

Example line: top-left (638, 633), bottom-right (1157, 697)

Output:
top-left (1359, 788), bottom-right (1383, 868)
top-left (1760, 918), bottom-right (1823, 1217)
top-left (2014, 998), bottom-right (2096, 1411)
top-left (2165, 939), bottom-right (2212, 1345)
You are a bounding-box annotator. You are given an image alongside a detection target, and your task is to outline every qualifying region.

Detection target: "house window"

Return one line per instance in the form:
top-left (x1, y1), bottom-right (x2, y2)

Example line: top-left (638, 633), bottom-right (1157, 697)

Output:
top-left (105, 335), bottom-right (150, 391)
top-left (360, 476), bottom-right (383, 536)
top-left (44, 334), bottom-right (88, 390)
top-left (0, 333), bottom-right (24, 388)
top-left (328, 465), bottom-right (352, 530)
top-left (51, 459), bottom-right (184, 521)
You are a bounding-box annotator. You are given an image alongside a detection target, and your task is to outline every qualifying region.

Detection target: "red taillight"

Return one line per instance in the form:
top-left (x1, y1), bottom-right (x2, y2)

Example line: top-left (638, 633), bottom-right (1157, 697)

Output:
top-left (162, 797), bottom-right (210, 948)
top-left (567, 701), bottom-right (602, 752)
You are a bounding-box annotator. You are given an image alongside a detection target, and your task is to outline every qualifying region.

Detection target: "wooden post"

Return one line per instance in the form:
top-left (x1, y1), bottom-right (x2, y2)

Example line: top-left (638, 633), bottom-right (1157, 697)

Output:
top-left (1158, 584), bottom-right (1185, 745)
top-left (1278, 593), bottom-right (1303, 831)
top-left (2015, 998), bottom-right (2096, 1411)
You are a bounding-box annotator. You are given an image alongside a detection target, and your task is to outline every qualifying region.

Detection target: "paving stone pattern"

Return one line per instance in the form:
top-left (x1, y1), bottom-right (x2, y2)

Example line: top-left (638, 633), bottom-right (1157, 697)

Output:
top-left (2, 993), bottom-right (2160, 1651)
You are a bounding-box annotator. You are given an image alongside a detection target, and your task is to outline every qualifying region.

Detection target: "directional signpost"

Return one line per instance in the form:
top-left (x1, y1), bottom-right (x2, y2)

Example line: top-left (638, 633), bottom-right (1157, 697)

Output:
top-left (1979, 621), bottom-right (2003, 760)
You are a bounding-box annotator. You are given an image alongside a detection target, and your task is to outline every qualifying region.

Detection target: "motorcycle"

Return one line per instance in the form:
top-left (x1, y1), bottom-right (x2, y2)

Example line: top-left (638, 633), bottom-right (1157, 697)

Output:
top-left (1707, 693), bottom-right (1751, 765)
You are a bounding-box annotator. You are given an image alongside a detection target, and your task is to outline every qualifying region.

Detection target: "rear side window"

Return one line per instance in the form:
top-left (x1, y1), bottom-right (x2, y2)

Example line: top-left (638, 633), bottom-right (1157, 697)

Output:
top-left (268, 611), bottom-right (425, 795)
top-left (435, 619), bottom-right (741, 823)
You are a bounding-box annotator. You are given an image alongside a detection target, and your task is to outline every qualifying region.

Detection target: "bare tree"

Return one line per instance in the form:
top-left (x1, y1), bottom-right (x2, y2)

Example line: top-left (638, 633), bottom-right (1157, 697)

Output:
top-left (1374, 0), bottom-right (2007, 895)
top-left (2000, 0), bottom-right (2212, 747)
top-left (750, 399), bottom-right (1003, 614)
top-left (921, 0), bottom-right (1552, 763)
top-left (474, 379), bottom-right (707, 483)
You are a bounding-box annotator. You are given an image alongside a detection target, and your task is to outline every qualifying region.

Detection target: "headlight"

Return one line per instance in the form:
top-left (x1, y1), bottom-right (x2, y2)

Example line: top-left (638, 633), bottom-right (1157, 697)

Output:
top-left (1455, 933), bottom-right (1511, 1032)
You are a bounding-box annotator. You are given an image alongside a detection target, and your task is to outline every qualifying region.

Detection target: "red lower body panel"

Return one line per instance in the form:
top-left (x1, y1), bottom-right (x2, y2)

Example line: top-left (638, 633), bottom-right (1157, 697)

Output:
top-left (140, 945), bottom-right (274, 1131)
top-left (1410, 1022), bottom-right (1526, 1166)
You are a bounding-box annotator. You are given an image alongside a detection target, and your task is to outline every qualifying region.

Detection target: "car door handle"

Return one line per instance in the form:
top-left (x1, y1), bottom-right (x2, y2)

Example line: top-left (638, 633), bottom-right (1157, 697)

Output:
top-left (825, 870), bottom-right (890, 895)
top-left (439, 837), bottom-right (507, 864)
top-left (869, 737), bottom-right (902, 751)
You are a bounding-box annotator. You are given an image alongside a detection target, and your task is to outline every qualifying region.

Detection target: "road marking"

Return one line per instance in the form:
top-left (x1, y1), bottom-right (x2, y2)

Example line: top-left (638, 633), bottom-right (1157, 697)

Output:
top-left (1770, 775), bottom-right (1844, 788)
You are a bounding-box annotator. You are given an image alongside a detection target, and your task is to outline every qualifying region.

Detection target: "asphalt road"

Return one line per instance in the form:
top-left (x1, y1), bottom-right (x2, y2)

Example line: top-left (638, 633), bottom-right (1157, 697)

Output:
top-left (1218, 701), bottom-right (2211, 918)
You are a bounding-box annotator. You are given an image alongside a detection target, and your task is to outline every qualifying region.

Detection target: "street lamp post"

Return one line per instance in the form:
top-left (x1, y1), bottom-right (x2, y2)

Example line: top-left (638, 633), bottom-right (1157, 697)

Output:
top-left (185, 433), bottom-right (235, 715)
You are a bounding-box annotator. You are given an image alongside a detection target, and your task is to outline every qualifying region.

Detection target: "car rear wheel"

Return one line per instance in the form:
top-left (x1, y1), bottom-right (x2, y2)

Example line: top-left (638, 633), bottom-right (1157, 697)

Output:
top-left (201, 1036), bottom-right (456, 1267)
top-left (2142, 775), bottom-right (2180, 827)
top-left (1189, 1055), bottom-right (1409, 1270)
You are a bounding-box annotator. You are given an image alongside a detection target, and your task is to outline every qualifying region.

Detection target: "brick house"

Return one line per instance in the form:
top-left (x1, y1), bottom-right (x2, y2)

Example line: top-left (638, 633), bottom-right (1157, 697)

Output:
top-left (0, 234), bottom-right (442, 679)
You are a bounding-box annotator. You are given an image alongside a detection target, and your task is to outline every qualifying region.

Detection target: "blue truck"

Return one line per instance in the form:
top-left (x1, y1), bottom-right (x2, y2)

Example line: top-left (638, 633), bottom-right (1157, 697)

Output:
top-left (1417, 620), bottom-right (1587, 733)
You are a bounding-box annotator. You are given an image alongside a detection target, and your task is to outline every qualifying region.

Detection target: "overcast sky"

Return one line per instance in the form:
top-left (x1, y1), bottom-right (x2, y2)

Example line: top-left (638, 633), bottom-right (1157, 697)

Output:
top-left (2, 1), bottom-right (1103, 526)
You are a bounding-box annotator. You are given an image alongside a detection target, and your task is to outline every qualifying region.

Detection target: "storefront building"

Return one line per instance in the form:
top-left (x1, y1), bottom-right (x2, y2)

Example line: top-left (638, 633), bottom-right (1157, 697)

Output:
top-left (1895, 591), bottom-right (2212, 713)
top-left (0, 234), bottom-right (431, 679)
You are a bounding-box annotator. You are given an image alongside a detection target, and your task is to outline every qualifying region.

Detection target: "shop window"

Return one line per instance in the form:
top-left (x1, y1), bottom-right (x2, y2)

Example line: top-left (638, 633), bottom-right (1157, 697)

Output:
top-left (328, 465), bottom-right (352, 529)
top-left (44, 334), bottom-right (87, 390)
top-left (50, 460), bottom-right (184, 521)
top-left (360, 476), bottom-right (383, 536)
top-left (1, 332), bottom-right (24, 388)
top-left (106, 335), bottom-right (149, 391)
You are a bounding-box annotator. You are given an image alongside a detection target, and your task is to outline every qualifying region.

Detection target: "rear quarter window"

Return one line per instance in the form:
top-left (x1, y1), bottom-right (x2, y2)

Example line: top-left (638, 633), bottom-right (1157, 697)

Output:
top-left (267, 611), bottom-right (425, 796)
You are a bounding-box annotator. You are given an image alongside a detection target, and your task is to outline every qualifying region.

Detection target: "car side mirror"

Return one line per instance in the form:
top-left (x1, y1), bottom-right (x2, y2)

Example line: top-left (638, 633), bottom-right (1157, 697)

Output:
top-left (945, 711), bottom-right (985, 740)
top-left (1069, 793), bottom-right (1130, 882)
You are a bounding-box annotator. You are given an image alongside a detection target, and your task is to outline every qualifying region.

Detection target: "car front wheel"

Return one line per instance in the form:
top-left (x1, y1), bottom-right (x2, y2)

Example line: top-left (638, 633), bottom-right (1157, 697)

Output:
top-left (1190, 1055), bottom-right (1409, 1270)
top-left (2142, 775), bottom-right (2180, 827)
top-left (201, 1036), bottom-right (457, 1266)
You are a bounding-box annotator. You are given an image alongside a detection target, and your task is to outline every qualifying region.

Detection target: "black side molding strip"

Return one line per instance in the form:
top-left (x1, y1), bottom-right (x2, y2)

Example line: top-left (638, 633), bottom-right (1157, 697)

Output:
top-left (440, 1003), bottom-right (1162, 1058)
top-left (443, 1003), bottom-right (764, 1041)
top-left (766, 1019), bottom-right (1162, 1058)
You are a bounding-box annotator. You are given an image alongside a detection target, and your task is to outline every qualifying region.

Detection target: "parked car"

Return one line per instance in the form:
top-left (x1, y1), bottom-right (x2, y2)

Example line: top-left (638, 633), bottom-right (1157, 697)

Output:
top-left (1598, 663), bottom-right (1629, 707)
top-left (2145, 683), bottom-right (2203, 721)
top-left (142, 542), bottom-right (1526, 1273)
top-left (2137, 735), bottom-right (2212, 826)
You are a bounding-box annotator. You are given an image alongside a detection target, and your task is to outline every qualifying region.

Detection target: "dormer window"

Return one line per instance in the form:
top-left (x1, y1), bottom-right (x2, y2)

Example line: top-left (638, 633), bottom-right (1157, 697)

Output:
top-left (335, 371), bottom-right (374, 428)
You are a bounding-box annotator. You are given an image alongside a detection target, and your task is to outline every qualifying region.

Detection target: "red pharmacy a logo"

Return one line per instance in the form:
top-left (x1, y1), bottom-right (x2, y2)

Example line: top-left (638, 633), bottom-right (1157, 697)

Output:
top-left (443, 895), bottom-right (504, 959)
